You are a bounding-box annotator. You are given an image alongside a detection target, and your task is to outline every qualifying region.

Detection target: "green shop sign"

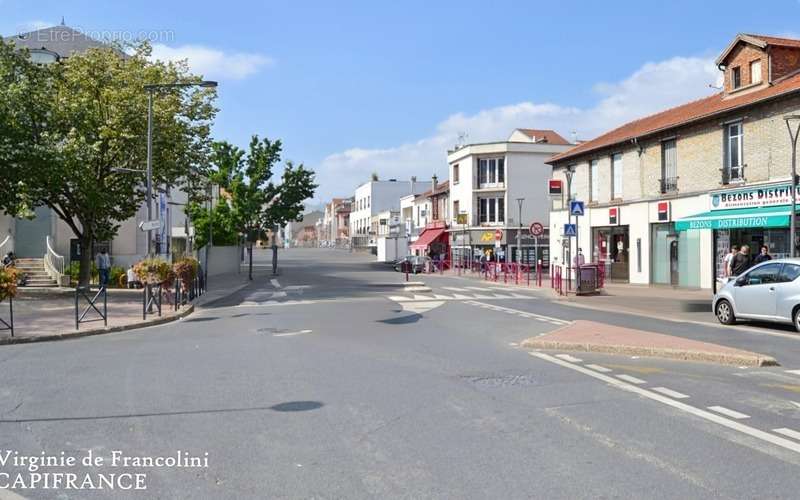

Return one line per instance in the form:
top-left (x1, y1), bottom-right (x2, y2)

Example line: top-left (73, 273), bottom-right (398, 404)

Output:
top-left (675, 207), bottom-right (791, 231)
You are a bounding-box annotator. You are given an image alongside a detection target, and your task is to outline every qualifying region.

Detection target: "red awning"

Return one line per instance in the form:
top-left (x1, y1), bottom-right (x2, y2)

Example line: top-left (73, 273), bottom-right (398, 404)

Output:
top-left (410, 227), bottom-right (446, 250)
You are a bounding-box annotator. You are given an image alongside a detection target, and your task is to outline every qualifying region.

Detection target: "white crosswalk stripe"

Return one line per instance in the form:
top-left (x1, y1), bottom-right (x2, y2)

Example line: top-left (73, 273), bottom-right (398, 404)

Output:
top-left (707, 406), bottom-right (750, 419)
top-left (616, 374), bottom-right (647, 385)
top-left (651, 387), bottom-right (690, 399)
top-left (586, 364), bottom-right (612, 373)
top-left (774, 428), bottom-right (800, 440)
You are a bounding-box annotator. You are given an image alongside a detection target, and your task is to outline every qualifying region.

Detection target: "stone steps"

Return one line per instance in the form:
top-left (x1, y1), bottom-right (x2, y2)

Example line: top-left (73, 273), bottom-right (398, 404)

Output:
top-left (12, 258), bottom-right (58, 287)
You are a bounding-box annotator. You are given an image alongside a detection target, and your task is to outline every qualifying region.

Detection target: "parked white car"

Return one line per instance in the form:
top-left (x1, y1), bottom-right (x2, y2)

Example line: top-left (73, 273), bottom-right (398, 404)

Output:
top-left (713, 258), bottom-right (800, 331)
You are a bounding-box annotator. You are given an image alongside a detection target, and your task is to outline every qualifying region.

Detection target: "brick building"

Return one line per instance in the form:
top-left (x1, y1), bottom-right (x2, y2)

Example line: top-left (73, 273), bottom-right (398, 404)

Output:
top-left (548, 33), bottom-right (800, 290)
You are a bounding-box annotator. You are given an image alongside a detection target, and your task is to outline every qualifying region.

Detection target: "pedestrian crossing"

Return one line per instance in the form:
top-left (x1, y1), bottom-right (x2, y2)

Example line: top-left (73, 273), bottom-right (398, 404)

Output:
top-left (388, 291), bottom-right (535, 303)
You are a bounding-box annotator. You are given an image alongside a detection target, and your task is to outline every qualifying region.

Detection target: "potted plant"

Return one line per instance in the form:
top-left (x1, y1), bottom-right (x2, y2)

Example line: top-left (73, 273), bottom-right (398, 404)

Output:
top-left (0, 267), bottom-right (19, 302)
top-left (132, 258), bottom-right (175, 287)
top-left (173, 258), bottom-right (199, 288)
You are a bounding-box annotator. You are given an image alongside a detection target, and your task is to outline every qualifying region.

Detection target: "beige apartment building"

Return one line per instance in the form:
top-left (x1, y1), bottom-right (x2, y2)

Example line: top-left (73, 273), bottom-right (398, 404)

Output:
top-left (549, 33), bottom-right (800, 290)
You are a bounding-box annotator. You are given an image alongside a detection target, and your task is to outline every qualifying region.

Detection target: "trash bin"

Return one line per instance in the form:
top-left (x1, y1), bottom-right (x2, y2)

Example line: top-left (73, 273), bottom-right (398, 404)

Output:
top-left (577, 264), bottom-right (599, 295)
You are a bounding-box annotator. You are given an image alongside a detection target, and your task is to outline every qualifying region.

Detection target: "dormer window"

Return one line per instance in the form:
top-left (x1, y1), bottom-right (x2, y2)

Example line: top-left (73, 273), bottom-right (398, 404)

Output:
top-left (732, 67), bottom-right (742, 89)
top-left (750, 60), bottom-right (762, 84)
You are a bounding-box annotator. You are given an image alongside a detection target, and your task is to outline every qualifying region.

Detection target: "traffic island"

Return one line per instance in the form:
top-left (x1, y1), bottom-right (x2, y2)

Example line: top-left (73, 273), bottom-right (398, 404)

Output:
top-left (522, 320), bottom-right (778, 367)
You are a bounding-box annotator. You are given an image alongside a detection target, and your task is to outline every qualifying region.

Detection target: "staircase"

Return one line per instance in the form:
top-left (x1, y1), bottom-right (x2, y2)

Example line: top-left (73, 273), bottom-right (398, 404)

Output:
top-left (15, 258), bottom-right (58, 287)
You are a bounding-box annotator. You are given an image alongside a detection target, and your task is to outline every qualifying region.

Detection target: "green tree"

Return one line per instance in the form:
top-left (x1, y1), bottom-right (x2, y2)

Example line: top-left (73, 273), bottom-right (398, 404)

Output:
top-left (0, 39), bottom-right (217, 286)
top-left (187, 136), bottom-right (316, 279)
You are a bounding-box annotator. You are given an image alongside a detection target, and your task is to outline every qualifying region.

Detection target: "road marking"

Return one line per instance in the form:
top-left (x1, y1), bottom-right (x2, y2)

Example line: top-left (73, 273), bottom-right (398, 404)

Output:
top-left (273, 329), bottom-right (313, 337)
top-left (413, 294), bottom-right (437, 301)
top-left (651, 387), bottom-right (690, 399)
top-left (465, 286), bottom-right (494, 291)
top-left (492, 293), bottom-right (513, 299)
top-left (405, 286), bottom-right (432, 292)
top-left (586, 364), bottom-right (612, 373)
top-left (388, 295), bottom-right (411, 302)
top-left (529, 351), bottom-right (800, 455)
top-left (707, 406), bottom-right (750, 419)
top-left (452, 293), bottom-right (472, 300)
top-left (433, 294), bottom-right (452, 300)
top-left (442, 286), bottom-right (469, 292)
top-left (464, 301), bottom-right (571, 325)
top-left (270, 278), bottom-right (281, 288)
top-left (786, 370), bottom-right (800, 376)
top-left (616, 374), bottom-right (647, 385)
top-left (271, 291), bottom-right (287, 298)
top-left (774, 428), bottom-right (800, 440)
top-left (555, 354), bottom-right (583, 363)
top-left (401, 301), bottom-right (444, 314)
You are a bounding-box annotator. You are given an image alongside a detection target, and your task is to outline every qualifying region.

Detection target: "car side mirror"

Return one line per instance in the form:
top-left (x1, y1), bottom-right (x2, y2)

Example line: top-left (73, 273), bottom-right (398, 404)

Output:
top-left (735, 276), bottom-right (747, 287)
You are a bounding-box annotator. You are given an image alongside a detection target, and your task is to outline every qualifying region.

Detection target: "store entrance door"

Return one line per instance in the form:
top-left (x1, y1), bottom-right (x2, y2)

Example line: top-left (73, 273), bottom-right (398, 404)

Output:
top-left (593, 226), bottom-right (630, 283)
top-left (669, 238), bottom-right (679, 286)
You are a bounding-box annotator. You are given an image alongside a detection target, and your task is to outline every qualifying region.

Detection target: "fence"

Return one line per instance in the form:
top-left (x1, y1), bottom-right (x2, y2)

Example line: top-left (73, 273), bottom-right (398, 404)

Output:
top-left (0, 297), bottom-right (13, 337)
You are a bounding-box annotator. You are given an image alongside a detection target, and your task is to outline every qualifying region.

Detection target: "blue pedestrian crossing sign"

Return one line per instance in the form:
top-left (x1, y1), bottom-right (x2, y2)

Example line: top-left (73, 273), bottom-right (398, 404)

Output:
top-left (563, 223), bottom-right (577, 237)
top-left (570, 200), bottom-right (585, 216)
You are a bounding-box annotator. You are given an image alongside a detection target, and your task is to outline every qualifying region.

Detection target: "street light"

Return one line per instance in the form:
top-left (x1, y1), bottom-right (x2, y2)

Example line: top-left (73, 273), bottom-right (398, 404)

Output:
top-left (785, 115), bottom-right (800, 258)
top-left (564, 165), bottom-right (576, 285)
top-left (516, 198), bottom-right (524, 266)
top-left (144, 80), bottom-right (218, 257)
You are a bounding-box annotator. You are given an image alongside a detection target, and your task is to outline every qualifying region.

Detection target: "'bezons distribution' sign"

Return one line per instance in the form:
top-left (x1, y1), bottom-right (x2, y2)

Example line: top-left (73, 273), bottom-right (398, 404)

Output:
top-left (711, 183), bottom-right (797, 210)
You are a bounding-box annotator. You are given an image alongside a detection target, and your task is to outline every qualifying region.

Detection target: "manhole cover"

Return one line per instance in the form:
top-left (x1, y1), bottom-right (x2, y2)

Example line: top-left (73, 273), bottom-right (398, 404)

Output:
top-left (460, 373), bottom-right (539, 388)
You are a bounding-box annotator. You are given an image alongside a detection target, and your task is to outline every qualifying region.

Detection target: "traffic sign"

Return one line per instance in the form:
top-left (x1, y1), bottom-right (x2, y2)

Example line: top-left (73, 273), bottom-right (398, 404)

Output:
top-left (529, 222), bottom-right (544, 237)
top-left (456, 213), bottom-right (468, 225)
top-left (139, 220), bottom-right (162, 231)
top-left (563, 223), bottom-right (577, 237)
top-left (494, 229), bottom-right (503, 241)
top-left (570, 200), bottom-right (585, 216)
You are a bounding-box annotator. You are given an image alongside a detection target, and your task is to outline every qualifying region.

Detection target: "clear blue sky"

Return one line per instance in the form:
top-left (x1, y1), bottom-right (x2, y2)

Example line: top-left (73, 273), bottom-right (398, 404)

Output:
top-left (3, 0), bottom-right (800, 201)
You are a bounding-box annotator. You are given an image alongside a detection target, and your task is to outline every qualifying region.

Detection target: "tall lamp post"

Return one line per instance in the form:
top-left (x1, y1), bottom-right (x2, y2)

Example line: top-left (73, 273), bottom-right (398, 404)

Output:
top-left (786, 115), bottom-right (800, 258)
top-left (516, 198), bottom-right (524, 267)
top-left (564, 166), bottom-right (576, 278)
top-left (144, 80), bottom-right (218, 257)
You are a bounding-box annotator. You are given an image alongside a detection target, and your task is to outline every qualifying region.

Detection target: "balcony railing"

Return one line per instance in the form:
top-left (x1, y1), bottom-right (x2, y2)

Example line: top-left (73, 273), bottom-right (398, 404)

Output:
top-left (660, 176), bottom-right (678, 194)
top-left (721, 165), bottom-right (745, 185)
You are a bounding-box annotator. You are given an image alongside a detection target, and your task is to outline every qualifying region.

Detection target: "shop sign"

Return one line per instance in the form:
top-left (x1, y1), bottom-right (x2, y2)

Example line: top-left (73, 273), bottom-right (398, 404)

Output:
top-left (657, 202), bottom-right (670, 222)
top-left (675, 215), bottom-right (788, 231)
top-left (609, 207), bottom-right (618, 225)
top-left (710, 183), bottom-right (798, 211)
top-left (548, 179), bottom-right (563, 195)
top-left (480, 231), bottom-right (495, 243)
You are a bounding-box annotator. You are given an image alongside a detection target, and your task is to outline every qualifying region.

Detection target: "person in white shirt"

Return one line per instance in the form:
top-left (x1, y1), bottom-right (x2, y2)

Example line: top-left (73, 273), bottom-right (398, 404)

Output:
top-left (126, 265), bottom-right (141, 289)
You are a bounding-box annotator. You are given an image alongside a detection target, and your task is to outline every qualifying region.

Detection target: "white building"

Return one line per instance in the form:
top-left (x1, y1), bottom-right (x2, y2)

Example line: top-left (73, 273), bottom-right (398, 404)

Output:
top-left (447, 129), bottom-right (573, 265)
top-left (350, 179), bottom-right (431, 250)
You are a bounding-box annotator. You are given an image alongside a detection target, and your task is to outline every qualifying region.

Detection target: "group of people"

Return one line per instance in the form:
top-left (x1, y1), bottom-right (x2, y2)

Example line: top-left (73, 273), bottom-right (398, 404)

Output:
top-left (723, 244), bottom-right (772, 277)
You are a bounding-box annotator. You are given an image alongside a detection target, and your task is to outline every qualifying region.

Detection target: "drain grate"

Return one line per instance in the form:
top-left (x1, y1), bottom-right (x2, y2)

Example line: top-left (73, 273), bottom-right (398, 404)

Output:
top-left (459, 373), bottom-right (539, 388)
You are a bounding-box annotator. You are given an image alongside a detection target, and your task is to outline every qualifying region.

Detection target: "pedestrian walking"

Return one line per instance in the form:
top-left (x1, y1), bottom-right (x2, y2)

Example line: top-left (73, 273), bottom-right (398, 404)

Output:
top-left (753, 244), bottom-right (772, 265)
top-left (730, 244), bottom-right (752, 276)
top-left (723, 245), bottom-right (739, 277)
top-left (95, 249), bottom-right (111, 287)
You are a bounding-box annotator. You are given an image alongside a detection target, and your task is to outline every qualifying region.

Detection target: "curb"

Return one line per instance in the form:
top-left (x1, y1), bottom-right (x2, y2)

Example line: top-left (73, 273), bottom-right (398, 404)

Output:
top-left (0, 304), bottom-right (195, 346)
top-left (521, 337), bottom-right (779, 367)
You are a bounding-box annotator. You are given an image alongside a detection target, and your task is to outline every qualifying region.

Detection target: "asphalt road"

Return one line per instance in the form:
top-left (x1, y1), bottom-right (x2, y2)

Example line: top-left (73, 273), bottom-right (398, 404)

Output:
top-left (2, 248), bottom-right (800, 499)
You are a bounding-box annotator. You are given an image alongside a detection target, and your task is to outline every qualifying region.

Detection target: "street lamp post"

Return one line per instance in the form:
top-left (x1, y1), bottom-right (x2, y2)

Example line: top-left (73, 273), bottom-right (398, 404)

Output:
top-left (516, 198), bottom-right (524, 276)
top-left (144, 80), bottom-right (217, 258)
top-left (564, 166), bottom-right (576, 282)
top-left (785, 115), bottom-right (800, 258)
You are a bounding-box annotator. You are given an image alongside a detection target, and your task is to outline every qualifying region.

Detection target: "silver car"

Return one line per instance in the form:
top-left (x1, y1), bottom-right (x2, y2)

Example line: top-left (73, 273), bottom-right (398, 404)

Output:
top-left (713, 258), bottom-right (800, 331)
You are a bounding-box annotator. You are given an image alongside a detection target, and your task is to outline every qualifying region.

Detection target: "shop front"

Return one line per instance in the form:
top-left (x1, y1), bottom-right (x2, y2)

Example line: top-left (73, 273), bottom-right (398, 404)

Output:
top-left (592, 225), bottom-right (630, 283)
top-left (676, 182), bottom-right (799, 290)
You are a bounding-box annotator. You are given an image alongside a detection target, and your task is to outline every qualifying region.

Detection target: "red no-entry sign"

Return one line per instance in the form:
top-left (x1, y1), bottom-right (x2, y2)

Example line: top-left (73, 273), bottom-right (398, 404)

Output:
top-left (494, 229), bottom-right (503, 241)
top-left (529, 222), bottom-right (544, 236)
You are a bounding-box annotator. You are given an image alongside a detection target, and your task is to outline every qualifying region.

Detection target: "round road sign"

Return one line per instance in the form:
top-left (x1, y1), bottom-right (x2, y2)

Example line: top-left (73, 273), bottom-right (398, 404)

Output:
top-left (530, 222), bottom-right (544, 236)
top-left (494, 229), bottom-right (503, 241)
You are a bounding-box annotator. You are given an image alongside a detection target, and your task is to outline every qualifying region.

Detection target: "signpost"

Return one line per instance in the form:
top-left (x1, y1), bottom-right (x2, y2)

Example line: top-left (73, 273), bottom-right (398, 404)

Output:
top-left (457, 212), bottom-right (468, 272)
top-left (563, 224), bottom-right (577, 237)
top-left (139, 220), bottom-right (162, 232)
top-left (530, 222), bottom-right (544, 283)
top-left (569, 200), bottom-right (585, 292)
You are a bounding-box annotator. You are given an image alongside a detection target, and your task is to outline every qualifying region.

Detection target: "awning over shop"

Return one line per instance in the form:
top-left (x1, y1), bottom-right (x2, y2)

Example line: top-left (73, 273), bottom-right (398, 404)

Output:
top-left (675, 205), bottom-right (793, 231)
top-left (410, 227), bottom-right (446, 250)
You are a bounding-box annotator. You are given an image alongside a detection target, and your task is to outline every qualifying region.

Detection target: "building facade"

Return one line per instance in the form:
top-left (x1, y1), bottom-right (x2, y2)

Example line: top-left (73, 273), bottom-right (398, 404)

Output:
top-left (350, 179), bottom-right (431, 250)
top-left (447, 129), bottom-right (573, 266)
top-left (548, 33), bottom-right (800, 290)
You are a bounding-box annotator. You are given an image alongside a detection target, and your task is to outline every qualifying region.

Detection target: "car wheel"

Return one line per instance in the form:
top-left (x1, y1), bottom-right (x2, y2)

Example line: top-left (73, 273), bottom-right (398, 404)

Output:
top-left (715, 299), bottom-right (736, 325)
top-left (793, 307), bottom-right (800, 333)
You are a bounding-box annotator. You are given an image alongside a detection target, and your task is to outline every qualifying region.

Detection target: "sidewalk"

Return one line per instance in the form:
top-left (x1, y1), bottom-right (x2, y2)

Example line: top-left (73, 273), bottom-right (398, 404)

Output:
top-left (0, 268), bottom-right (253, 344)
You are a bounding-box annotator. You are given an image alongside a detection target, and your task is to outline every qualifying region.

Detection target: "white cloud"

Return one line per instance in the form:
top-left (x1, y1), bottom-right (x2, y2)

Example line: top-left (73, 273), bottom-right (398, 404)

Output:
top-left (151, 43), bottom-right (273, 80)
top-left (311, 55), bottom-right (720, 202)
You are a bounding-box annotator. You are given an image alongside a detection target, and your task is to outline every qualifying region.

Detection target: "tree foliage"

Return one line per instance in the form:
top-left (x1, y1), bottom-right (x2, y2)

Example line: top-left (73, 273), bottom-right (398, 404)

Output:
top-left (0, 39), bottom-right (217, 285)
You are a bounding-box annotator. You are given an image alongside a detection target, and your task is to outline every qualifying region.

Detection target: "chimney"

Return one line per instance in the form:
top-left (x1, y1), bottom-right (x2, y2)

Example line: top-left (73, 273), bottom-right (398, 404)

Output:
top-left (431, 174), bottom-right (438, 193)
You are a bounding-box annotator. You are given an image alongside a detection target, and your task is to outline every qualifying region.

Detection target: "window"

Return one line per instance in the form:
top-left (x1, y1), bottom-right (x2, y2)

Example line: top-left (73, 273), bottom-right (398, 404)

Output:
top-left (780, 264), bottom-right (800, 283)
top-left (590, 160), bottom-right (599, 201)
top-left (611, 153), bottom-right (623, 198)
top-left (743, 263), bottom-right (781, 285)
top-left (732, 67), bottom-right (741, 89)
top-left (453, 164), bottom-right (460, 184)
top-left (478, 197), bottom-right (504, 224)
top-left (725, 122), bottom-right (743, 183)
top-left (661, 139), bottom-right (677, 193)
top-left (453, 200), bottom-right (460, 221)
top-left (750, 60), bottom-right (762, 84)
top-left (478, 157), bottom-right (505, 186)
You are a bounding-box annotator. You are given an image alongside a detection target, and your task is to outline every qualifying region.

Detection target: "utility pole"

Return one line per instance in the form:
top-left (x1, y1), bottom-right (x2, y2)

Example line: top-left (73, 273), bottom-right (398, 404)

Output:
top-left (516, 198), bottom-right (524, 269)
top-left (145, 90), bottom-right (154, 257)
top-left (785, 115), bottom-right (800, 257)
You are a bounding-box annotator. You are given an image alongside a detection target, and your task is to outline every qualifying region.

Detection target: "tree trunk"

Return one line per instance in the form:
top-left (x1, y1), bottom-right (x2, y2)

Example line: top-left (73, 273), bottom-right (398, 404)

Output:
top-left (78, 236), bottom-right (93, 288)
top-left (271, 244), bottom-right (278, 275)
top-left (248, 241), bottom-right (254, 281)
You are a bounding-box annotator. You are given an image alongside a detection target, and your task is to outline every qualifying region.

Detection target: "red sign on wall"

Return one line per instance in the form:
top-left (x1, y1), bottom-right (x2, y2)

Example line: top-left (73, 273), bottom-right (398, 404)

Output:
top-left (657, 202), bottom-right (670, 222)
top-left (609, 207), bottom-right (618, 225)
top-left (548, 179), bottom-right (563, 195)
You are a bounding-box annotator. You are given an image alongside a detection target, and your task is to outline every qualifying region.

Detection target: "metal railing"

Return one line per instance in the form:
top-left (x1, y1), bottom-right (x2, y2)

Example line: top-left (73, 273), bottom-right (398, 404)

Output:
top-left (44, 236), bottom-right (65, 285)
top-left (0, 235), bottom-right (10, 254)
top-left (721, 165), bottom-right (745, 184)
top-left (660, 176), bottom-right (679, 193)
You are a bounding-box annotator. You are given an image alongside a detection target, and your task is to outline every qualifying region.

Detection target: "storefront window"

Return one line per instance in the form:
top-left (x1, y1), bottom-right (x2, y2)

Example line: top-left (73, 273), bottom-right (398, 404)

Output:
top-left (592, 226), bottom-right (629, 282)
